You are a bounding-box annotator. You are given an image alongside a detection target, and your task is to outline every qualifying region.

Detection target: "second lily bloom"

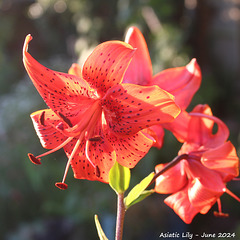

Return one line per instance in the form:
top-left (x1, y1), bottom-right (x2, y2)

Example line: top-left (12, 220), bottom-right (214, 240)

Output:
top-left (123, 26), bottom-right (201, 148)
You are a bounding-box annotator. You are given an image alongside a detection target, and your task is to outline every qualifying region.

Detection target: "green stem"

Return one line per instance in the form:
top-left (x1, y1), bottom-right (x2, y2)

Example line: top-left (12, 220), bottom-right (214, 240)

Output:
top-left (115, 192), bottom-right (126, 240)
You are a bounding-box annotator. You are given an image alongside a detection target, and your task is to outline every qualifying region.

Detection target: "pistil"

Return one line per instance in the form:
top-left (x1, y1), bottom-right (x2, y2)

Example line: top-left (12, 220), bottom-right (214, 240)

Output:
top-left (55, 132), bottom-right (85, 189)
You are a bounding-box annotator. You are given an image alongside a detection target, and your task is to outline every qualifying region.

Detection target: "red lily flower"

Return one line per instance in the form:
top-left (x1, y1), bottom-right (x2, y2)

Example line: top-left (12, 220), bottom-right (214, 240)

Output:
top-left (155, 104), bottom-right (239, 223)
top-left (123, 26), bottom-right (201, 148)
top-left (23, 35), bottom-right (180, 189)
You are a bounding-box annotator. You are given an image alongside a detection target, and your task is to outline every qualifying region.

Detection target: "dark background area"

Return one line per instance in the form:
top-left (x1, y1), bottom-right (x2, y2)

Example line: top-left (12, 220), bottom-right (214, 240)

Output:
top-left (0, 0), bottom-right (240, 239)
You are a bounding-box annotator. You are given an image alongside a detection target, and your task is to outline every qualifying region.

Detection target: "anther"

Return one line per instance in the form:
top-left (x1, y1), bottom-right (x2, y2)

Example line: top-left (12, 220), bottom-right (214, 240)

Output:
top-left (28, 153), bottom-right (41, 165)
top-left (214, 198), bottom-right (229, 218)
top-left (57, 136), bottom-right (83, 190)
top-left (55, 182), bottom-right (68, 190)
top-left (213, 211), bottom-right (229, 218)
top-left (58, 112), bottom-right (73, 127)
top-left (89, 136), bottom-right (101, 141)
top-left (39, 111), bottom-right (45, 126)
top-left (96, 165), bottom-right (100, 177)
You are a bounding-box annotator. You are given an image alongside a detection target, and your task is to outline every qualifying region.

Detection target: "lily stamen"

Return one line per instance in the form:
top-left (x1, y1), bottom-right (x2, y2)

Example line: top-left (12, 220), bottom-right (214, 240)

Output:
top-left (28, 137), bottom-right (74, 165)
top-left (85, 139), bottom-right (96, 168)
top-left (55, 134), bottom-right (84, 190)
top-left (89, 135), bottom-right (101, 141)
top-left (214, 198), bottom-right (229, 218)
top-left (224, 188), bottom-right (240, 202)
top-left (34, 137), bottom-right (74, 159)
top-left (58, 112), bottom-right (73, 127)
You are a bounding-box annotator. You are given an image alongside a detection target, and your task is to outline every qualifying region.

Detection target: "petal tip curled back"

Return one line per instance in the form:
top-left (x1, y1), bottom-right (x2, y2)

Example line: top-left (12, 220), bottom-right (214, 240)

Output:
top-left (186, 58), bottom-right (201, 76)
top-left (23, 34), bottom-right (33, 55)
top-left (125, 26), bottom-right (137, 42)
top-left (28, 153), bottom-right (41, 165)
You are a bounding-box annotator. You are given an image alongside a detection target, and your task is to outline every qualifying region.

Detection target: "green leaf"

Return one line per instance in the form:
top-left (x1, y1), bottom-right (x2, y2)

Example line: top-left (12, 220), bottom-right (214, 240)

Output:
top-left (109, 161), bottom-right (131, 194)
top-left (124, 172), bottom-right (154, 209)
top-left (94, 215), bottom-right (109, 240)
top-left (125, 190), bottom-right (154, 209)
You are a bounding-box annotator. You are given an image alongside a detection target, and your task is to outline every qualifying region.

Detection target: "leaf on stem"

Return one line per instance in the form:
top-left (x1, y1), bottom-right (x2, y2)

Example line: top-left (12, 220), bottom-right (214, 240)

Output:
top-left (124, 172), bottom-right (154, 209)
top-left (94, 215), bottom-right (109, 240)
top-left (109, 161), bottom-right (131, 194)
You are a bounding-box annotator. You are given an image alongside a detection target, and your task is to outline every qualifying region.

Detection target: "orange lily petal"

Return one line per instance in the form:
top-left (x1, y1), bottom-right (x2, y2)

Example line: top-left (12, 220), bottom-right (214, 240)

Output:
top-left (102, 83), bottom-right (181, 135)
top-left (162, 158), bottom-right (227, 223)
top-left (188, 178), bottom-right (223, 214)
top-left (201, 141), bottom-right (239, 181)
top-left (185, 159), bottom-right (225, 190)
top-left (164, 186), bottom-right (200, 224)
top-left (153, 59), bottom-right (201, 110)
top-left (68, 136), bottom-right (116, 183)
top-left (108, 131), bottom-right (154, 168)
top-left (123, 26), bottom-right (152, 85)
top-left (163, 110), bottom-right (191, 143)
top-left (82, 40), bottom-right (135, 97)
top-left (23, 35), bottom-right (97, 125)
top-left (143, 125), bottom-right (165, 149)
top-left (188, 105), bottom-right (229, 147)
top-left (155, 161), bottom-right (187, 194)
top-left (30, 109), bottom-right (68, 149)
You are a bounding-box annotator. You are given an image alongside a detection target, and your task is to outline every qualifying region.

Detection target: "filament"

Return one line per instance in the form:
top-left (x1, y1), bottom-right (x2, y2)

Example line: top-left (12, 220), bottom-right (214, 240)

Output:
top-left (224, 188), bottom-right (240, 202)
top-left (36, 137), bottom-right (74, 158)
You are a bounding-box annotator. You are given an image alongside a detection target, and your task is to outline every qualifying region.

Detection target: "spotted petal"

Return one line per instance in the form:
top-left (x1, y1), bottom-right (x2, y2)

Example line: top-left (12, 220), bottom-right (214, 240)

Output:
top-left (123, 26), bottom-right (152, 85)
top-left (142, 125), bottom-right (165, 149)
top-left (102, 83), bottom-right (181, 135)
top-left (23, 35), bottom-right (97, 125)
top-left (82, 40), bottom-right (135, 97)
top-left (30, 109), bottom-right (68, 149)
top-left (67, 136), bottom-right (115, 183)
top-left (108, 131), bottom-right (154, 168)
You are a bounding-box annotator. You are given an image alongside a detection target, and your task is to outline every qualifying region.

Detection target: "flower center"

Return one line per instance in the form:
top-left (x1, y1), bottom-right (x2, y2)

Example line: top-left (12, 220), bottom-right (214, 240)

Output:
top-left (60, 100), bottom-right (102, 138)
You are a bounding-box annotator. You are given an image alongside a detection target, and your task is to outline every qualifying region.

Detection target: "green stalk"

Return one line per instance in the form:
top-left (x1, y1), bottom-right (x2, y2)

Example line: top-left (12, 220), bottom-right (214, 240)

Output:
top-left (115, 192), bottom-right (126, 240)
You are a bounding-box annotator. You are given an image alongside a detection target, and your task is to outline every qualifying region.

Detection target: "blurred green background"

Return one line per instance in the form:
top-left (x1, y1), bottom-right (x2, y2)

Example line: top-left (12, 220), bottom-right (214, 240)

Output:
top-left (0, 0), bottom-right (240, 239)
